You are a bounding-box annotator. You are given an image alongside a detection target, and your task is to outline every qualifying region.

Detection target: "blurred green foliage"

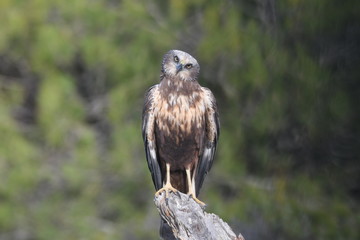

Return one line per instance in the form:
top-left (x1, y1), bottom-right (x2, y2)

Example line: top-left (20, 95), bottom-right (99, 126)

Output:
top-left (0, 0), bottom-right (359, 239)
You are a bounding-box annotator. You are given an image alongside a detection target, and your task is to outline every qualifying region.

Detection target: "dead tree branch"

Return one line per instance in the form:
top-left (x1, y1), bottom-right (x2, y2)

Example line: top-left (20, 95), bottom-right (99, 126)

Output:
top-left (154, 191), bottom-right (245, 240)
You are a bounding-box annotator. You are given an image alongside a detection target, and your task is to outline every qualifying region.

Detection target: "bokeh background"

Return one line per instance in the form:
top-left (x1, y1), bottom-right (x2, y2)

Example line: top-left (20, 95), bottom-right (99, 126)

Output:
top-left (0, 0), bottom-right (359, 239)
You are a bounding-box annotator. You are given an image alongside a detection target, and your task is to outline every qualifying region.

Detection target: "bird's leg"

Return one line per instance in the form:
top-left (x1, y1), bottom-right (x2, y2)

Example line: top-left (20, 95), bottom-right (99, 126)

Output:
top-left (186, 168), bottom-right (206, 206)
top-left (155, 163), bottom-right (178, 198)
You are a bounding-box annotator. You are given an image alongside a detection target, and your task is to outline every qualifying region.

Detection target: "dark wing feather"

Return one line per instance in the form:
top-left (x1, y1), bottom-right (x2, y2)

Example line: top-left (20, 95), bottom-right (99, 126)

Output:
top-left (142, 85), bottom-right (162, 190)
top-left (195, 88), bottom-right (220, 196)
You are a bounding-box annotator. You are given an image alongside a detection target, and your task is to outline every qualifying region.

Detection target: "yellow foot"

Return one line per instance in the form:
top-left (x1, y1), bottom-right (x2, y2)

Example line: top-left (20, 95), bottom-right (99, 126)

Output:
top-left (189, 194), bottom-right (206, 206)
top-left (155, 185), bottom-right (178, 198)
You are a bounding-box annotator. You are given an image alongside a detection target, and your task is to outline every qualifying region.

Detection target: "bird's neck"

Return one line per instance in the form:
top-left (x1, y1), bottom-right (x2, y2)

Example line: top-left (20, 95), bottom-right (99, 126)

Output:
top-left (159, 75), bottom-right (200, 97)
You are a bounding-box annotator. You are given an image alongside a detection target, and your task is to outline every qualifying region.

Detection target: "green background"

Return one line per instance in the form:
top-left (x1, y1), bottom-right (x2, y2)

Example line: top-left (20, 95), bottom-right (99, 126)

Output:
top-left (0, 0), bottom-right (359, 239)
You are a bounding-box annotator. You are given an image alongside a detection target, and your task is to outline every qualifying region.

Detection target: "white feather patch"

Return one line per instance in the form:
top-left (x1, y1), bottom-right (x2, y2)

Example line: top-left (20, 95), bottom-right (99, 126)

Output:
top-left (149, 141), bottom-right (157, 160)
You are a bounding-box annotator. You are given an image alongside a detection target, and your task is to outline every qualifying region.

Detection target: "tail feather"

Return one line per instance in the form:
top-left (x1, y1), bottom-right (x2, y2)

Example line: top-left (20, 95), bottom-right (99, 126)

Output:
top-left (160, 219), bottom-right (176, 240)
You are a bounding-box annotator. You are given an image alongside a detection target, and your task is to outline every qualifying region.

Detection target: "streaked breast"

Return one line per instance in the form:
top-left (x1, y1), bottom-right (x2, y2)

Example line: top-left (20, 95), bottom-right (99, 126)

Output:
top-left (155, 92), bottom-right (206, 136)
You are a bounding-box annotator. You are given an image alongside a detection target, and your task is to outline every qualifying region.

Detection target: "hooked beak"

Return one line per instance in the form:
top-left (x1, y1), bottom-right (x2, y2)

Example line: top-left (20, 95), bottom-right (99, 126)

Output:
top-left (176, 63), bottom-right (183, 74)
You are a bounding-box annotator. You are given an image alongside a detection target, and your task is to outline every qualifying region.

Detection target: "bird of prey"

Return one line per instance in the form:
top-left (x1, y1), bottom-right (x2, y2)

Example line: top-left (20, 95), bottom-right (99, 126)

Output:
top-left (142, 49), bottom-right (220, 205)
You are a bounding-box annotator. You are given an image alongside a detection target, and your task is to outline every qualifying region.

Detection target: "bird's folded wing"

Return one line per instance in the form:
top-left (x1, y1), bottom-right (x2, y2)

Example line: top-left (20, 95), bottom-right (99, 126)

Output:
top-left (196, 88), bottom-right (220, 196)
top-left (142, 85), bottom-right (162, 191)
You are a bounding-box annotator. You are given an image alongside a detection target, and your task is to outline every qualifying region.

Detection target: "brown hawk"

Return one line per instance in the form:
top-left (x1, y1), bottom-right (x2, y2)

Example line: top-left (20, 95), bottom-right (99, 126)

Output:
top-left (142, 50), bottom-right (220, 205)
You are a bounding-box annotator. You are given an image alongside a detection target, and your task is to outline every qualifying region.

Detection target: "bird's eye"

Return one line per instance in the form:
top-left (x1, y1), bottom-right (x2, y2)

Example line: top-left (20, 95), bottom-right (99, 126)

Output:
top-left (174, 56), bottom-right (179, 63)
top-left (185, 64), bottom-right (193, 69)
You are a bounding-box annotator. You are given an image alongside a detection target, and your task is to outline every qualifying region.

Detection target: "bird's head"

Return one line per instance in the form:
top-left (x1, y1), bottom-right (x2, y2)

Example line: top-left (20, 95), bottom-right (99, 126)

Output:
top-left (161, 50), bottom-right (200, 81)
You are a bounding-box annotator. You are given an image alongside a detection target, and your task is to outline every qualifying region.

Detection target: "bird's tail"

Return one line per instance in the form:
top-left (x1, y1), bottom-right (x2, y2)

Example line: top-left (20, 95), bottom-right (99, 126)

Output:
top-left (160, 219), bottom-right (176, 240)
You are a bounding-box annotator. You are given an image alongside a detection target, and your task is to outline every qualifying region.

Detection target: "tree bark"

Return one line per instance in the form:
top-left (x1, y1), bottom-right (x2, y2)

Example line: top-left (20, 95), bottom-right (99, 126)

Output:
top-left (154, 191), bottom-right (245, 240)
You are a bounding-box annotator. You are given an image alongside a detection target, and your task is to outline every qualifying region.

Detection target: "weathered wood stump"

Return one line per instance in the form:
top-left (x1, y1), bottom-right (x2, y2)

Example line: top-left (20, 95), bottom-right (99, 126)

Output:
top-left (154, 191), bottom-right (244, 240)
